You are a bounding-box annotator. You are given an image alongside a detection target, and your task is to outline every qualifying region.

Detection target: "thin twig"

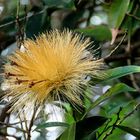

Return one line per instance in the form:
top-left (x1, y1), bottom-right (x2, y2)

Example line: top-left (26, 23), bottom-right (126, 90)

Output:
top-left (104, 54), bottom-right (131, 63)
top-left (23, 111), bottom-right (29, 134)
top-left (16, 0), bottom-right (20, 44)
top-left (0, 103), bottom-right (10, 122)
top-left (27, 105), bottom-right (37, 140)
top-left (97, 118), bottom-right (112, 139)
top-left (22, 5), bottom-right (28, 42)
top-left (126, 13), bottom-right (140, 21)
top-left (126, 4), bottom-right (140, 21)
top-left (126, 36), bottom-right (140, 92)
top-left (97, 104), bottom-right (140, 140)
top-left (86, 0), bottom-right (95, 26)
top-left (104, 32), bottom-right (127, 59)
top-left (118, 103), bottom-right (140, 124)
top-left (0, 123), bottom-right (27, 133)
top-left (102, 107), bottom-right (122, 140)
top-left (16, 0), bottom-right (25, 47)
top-left (0, 9), bottom-right (44, 29)
top-left (18, 114), bottom-right (27, 139)
top-left (0, 132), bottom-right (20, 139)
top-left (0, 120), bottom-right (25, 125)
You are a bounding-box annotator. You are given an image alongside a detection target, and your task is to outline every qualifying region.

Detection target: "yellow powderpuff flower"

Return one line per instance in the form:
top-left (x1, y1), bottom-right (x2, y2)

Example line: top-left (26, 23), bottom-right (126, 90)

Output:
top-left (3, 30), bottom-right (103, 112)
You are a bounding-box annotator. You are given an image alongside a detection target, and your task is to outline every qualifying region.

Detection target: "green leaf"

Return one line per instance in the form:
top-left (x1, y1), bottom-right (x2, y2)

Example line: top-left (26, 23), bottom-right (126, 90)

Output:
top-left (102, 65), bottom-right (140, 82)
top-left (109, 0), bottom-right (130, 28)
top-left (127, 0), bottom-right (135, 13)
top-left (26, 10), bottom-right (50, 38)
top-left (65, 113), bottom-right (75, 125)
top-left (59, 123), bottom-right (76, 140)
top-left (34, 122), bottom-right (69, 131)
top-left (76, 25), bottom-right (112, 41)
top-left (116, 125), bottom-right (140, 138)
top-left (76, 116), bottom-right (107, 140)
top-left (82, 83), bottom-right (136, 118)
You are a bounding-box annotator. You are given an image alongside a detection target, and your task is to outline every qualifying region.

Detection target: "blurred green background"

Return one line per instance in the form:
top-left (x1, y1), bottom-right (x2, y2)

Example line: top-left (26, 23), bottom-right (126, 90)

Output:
top-left (0, 0), bottom-right (140, 140)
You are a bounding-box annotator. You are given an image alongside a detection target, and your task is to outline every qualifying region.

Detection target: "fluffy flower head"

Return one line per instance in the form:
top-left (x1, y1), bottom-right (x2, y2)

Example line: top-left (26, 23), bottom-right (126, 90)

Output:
top-left (3, 30), bottom-right (103, 112)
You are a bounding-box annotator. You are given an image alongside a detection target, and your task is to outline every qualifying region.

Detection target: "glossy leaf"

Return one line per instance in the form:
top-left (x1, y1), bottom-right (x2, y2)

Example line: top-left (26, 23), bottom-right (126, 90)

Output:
top-left (102, 65), bottom-right (140, 82)
top-left (82, 83), bottom-right (136, 118)
top-left (34, 122), bottom-right (69, 131)
top-left (59, 123), bottom-right (76, 140)
top-left (76, 25), bottom-right (111, 41)
top-left (109, 0), bottom-right (130, 28)
top-left (116, 125), bottom-right (140, 138)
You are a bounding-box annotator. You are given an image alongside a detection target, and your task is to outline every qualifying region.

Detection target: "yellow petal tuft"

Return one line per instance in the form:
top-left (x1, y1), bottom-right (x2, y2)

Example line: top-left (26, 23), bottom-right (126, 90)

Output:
top-left (3, 30), bottom-right (103, 112)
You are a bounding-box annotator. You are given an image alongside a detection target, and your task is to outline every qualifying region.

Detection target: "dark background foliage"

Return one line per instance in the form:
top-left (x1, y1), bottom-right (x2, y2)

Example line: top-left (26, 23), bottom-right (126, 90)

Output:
top-left (0, 0), bottom-right (140, 140)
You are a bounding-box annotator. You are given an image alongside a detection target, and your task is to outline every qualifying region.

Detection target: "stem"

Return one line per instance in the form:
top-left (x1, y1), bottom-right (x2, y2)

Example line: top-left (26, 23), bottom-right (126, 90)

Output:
top-left (27, 105), bottom-right (37, 140)
top-left (102, 107), bottom-right (122, 140)
top-left (18, 114), bottom-right (27, 140)
top-left (126, 34), bottom-right (140, 92)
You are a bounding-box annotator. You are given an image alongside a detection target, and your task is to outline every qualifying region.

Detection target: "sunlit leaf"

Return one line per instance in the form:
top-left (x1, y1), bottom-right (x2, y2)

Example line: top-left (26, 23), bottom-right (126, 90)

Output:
top-left (102, 65), bottom-right (140, 82)
top-left (59, 123), bottom-right (76, 140)
top-left (109, 0), bottom-right (130, 28)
